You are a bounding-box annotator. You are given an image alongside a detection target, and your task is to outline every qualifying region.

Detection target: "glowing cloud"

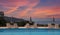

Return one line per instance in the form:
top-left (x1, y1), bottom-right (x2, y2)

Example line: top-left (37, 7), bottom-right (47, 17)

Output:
top-left (0, 0), bottom-right (60, 18)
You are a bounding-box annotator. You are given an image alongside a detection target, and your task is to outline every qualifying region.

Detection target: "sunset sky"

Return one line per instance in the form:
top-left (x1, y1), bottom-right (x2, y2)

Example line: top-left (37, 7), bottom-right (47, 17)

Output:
top-left (0, 0), bottom-right (60, 21)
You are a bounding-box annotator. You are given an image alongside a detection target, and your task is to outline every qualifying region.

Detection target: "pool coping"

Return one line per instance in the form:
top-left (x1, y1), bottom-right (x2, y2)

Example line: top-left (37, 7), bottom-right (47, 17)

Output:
top-left (0, 27), bottom-right (48, 29)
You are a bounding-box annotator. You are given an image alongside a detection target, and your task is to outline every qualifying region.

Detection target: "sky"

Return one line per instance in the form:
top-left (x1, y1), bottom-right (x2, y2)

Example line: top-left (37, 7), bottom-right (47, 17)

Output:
top-left (0, 0), bottom-right (60, 21)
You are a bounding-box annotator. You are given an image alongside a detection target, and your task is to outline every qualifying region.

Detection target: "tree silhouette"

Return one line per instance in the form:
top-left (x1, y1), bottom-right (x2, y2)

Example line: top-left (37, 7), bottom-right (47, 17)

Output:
top-left (0, 17), bottom-right (6, 27)
top-left (0, 11), bottom-right (6, 27)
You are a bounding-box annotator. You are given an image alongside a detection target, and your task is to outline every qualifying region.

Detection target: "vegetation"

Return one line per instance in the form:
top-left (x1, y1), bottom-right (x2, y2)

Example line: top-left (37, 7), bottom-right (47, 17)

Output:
top-left (0, 17), bottom-right (6, 27)
top-left (16, 21), bottom-right (31, 27)
top-left (0, 11), bottom-right (35, 27)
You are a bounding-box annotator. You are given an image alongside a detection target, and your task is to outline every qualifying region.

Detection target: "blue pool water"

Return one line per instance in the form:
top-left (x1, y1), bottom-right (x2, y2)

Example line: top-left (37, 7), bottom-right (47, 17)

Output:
top-left (0, 28), bottom-right (60, 35)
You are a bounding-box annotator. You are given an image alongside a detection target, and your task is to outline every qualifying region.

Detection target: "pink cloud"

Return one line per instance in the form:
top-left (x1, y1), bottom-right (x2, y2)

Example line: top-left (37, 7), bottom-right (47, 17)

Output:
top-left (0, 0), bottom-right (60, 18)
top-left (4, 0), bottom-right (39, 15)
top-left (31, 6), bottom-right (60, 18)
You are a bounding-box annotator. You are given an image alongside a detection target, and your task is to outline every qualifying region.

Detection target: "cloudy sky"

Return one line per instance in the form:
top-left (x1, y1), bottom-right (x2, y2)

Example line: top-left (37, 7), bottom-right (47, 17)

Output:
top-left (0, 0), bottom-right (60, 21)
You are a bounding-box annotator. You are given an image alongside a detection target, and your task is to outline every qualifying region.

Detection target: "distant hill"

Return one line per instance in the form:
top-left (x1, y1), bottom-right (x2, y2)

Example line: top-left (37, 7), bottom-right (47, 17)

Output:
top-left (4, 16), bottom-right (27, 23)
top-left (0, 16), bottom-right (29, 27)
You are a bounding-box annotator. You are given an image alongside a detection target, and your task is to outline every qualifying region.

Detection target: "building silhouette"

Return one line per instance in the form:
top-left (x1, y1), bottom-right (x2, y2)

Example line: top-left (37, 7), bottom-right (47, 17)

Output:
top-left (52, 16), bottom-right (55, 24)
top-left (29, 17), bottom-right (34, 25)
top-left (51, 16), bottom-right (55, 26)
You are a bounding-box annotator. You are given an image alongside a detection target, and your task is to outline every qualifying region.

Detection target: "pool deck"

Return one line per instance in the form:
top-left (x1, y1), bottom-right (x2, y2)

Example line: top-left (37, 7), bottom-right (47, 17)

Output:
top-left (0, 27), bottom-right (48, 29)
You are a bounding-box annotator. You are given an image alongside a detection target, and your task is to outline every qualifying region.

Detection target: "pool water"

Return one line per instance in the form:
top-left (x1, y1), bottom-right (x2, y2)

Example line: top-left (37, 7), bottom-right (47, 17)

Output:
top-left (0, 28), bottom-right (60, 35)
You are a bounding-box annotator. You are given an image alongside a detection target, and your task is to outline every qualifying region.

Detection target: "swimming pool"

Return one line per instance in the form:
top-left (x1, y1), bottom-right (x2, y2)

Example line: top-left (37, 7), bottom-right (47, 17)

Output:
top-left (0, 28), bottom-right (60, 35)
